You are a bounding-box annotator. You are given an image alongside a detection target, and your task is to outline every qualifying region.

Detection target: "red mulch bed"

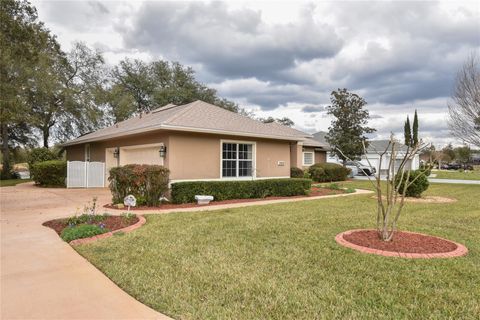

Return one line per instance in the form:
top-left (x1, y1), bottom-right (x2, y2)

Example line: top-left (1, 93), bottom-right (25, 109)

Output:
top-left (43, 216), bottom-right (139, 235)
top-left (104, 187), bottom-right (345, 211)
top-left (343, 230), bottom-right (458, 254)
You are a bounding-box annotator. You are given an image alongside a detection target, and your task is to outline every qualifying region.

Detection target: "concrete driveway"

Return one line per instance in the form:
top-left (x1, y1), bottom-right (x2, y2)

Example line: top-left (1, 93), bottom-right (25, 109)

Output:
top-left (0, 182), bottom-right (170, 319)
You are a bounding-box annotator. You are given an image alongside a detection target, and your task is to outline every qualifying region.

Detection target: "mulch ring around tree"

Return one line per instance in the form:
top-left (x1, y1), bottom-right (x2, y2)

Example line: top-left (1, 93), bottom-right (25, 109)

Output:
top-left (336, 229), bottom-right (468, 259)
top-left (104, 187), bottom-right (346, 211)
top-left (43, 215), bottom-right (139, 236)
top-left (372, 196), bottom-right (457, 204)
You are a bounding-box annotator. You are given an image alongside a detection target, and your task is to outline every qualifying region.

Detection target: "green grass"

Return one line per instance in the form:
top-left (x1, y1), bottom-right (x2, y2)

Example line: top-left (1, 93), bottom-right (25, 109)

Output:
top-left (0, 179), bottom-right (31, 187)
top-left (433, 170), bottom-right (480, 180)
top-left (76, 182), bottom-right (480, 319)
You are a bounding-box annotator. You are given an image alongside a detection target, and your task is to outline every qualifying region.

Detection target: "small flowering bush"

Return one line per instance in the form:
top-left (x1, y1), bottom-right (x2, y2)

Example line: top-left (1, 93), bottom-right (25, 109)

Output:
top-left (109, 165), bottom-right (170, 206)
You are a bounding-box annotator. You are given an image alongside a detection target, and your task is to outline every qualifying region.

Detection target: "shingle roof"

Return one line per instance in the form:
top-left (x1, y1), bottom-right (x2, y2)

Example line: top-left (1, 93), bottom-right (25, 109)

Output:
top-left (302, 137), bottom-right (330, 149)
top-left (63, 100), bottom-right (312, 146)
top-left (309, 132), bottom-right (410, 153)
top-left (366, 140), bottom-right (410, 153)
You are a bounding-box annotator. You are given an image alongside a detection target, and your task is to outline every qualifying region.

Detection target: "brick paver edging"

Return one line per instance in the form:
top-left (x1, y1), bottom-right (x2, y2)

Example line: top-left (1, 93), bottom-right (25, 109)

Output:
top-left (335, 229), bottom-right (468, 259)
top-left (70, 215), bottom-right (146, 246)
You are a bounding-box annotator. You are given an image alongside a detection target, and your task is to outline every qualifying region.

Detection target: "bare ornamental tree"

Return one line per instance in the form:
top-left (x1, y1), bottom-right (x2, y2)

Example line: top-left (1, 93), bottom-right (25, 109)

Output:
top-left (448, 53), bottom-right (480, 147)
top-left (338, 135), bottom-right (429, 241)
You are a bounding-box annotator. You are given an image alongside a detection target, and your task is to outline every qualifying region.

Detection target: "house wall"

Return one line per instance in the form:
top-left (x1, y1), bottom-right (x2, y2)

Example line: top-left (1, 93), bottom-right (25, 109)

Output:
top-left (289, 144), bottom-right (327, 169)
top-left (66, 131), bottom-right (170, 163)
top-left (168, 131), bottom-right (291, 181)
top-left (315, 150), bottom-right (327, 164)
top-left (66, 130), bottom-right (292, 182)
top-left (290, 143), bottom-right (302, 168)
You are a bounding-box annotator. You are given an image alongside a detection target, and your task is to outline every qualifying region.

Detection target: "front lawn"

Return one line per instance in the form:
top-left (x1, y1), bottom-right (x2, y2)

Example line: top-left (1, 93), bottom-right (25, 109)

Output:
top-left (0, 179), bottom-right (31, 187)
top-left (76, 182), bottom-right (480, 319)
top-left (433, 170), bottom-right (480, 180)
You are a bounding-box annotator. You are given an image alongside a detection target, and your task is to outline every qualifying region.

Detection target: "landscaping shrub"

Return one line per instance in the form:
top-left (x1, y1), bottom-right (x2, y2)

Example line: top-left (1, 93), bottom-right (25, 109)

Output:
top-left (109, 164), bottom-right (169, 206)
top-left (67, 214), bottom-right (105, 226)
top-left (308, 163), bottom-right (350, 182)
top-left (419, 163), bottom-right (432, 176)
top-left (31, 160), bottom-right (67, 187)
top-left (290, 167), bottom-right (304, 178)
top-left (60, 224), bottom-right (108, 242)
top-left (171, 178), bottom-right (312, 204)
top-left (28, 148), bottom-right (59, 170)
top-left (395, 170), bottom-right (429, 198)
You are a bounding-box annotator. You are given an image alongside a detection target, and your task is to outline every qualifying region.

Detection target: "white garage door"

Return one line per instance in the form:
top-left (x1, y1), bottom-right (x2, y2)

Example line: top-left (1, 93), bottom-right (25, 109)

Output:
top-left (119, 144), bottom-right (164, 166)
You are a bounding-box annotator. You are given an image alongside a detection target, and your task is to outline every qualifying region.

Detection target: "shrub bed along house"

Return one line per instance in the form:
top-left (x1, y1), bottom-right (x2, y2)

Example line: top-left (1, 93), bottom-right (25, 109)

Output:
top-left (109, 164), bottom-right (169, 206)
top-left (171, 178), bottom-right (312, 204)
top-left (308, 163), bottom-right (351, 182)
top-left (395, 169), bottom-right (429, 198)
top-left (30, 160), bottom-right (67, 187)
top-left (290, 167), bottom-right (304, 178)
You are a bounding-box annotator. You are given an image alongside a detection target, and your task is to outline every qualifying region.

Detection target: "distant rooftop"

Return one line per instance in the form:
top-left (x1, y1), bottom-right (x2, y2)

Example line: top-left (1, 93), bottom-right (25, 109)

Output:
top-left (310, 132), bottom-right (410, 153)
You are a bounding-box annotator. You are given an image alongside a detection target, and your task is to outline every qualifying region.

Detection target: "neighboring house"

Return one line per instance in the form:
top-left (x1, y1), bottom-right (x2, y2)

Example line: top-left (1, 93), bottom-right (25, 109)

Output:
top-left (310, 131), bottom-right (420, 174)
top-left (63, 100), bottom-right (328, 186)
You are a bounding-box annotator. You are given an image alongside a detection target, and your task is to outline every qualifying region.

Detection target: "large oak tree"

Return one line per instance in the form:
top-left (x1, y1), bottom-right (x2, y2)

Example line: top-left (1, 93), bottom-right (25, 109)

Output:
top-left (325, 88), bottom-right (375, 164)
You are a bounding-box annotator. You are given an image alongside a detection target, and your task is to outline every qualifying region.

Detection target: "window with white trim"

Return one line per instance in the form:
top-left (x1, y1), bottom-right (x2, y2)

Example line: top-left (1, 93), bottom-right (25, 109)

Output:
top-left (222, 142), bottom-right (253, 177)
top-left (303, 152), bottom-right (314, 166)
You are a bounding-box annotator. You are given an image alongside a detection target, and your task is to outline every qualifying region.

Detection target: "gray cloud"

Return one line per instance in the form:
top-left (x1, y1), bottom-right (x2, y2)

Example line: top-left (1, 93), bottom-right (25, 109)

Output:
top-left (32, 0), bottom-right (480, 145)
top-left (301, 105), bottom-right (326, 113)
top-left (120, 2), bottom-right (343, 81)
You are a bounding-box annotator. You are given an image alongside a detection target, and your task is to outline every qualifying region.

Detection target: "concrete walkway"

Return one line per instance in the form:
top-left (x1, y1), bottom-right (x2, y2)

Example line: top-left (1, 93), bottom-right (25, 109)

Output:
top-left (1, 182), bottom-right (170, 320)
top-left (1, 182), bottom-right (372, 319)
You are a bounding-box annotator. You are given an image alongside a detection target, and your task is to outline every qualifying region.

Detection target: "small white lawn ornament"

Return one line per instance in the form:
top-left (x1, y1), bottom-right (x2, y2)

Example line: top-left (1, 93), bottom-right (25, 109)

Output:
top-left (124, 194), bottom-right (137, 212)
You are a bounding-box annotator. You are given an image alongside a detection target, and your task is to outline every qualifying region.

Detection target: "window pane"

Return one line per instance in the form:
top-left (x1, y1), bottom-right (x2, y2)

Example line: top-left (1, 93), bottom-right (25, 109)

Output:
top-left (222, 143), bottom-right (237, 160)
top-left (239, 143), bottom-right (252, 160)
top-left (239, 160), bottom-right (252, 177)
top-left (304, 152), bottom-right (313, 165)
top-left (222, 160), bottom-right (237, 177)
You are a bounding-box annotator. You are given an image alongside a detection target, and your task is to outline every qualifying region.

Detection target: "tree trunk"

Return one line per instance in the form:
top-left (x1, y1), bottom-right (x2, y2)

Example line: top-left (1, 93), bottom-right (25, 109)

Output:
top-left (42, 126), bottom-right (49, 148)
top-left (1, 123), bottom-right (11, 179)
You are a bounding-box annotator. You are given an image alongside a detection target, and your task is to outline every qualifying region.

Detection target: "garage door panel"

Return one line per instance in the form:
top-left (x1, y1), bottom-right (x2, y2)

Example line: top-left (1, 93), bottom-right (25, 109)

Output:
top-left (120, 146), bottom-right (164, 166)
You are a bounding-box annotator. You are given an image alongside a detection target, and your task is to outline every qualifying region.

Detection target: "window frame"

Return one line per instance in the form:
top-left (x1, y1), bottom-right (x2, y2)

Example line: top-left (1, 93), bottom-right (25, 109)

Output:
top-left (220, 140), bottom-right (256, 179)
top-left (302, 151), bottom-right (314, 166)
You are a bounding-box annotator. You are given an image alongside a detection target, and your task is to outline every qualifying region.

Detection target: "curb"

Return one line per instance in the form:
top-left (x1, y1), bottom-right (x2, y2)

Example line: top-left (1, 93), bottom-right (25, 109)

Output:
top-left (103, 189), bottom-right (375, 215)
top-left (70, 215), bottom-right (146, 246)
top-left (335, 229), bottom-right (468, 259)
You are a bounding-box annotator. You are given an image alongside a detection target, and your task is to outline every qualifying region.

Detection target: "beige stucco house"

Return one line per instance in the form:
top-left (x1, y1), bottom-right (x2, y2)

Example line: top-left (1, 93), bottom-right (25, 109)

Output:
top-left (63, 101), bottom-right (328, 185)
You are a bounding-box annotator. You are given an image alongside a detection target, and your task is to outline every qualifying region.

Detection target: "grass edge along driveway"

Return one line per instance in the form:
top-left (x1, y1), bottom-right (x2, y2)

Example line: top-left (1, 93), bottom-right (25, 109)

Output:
top-left (76, 182), bottom-right (480, 320)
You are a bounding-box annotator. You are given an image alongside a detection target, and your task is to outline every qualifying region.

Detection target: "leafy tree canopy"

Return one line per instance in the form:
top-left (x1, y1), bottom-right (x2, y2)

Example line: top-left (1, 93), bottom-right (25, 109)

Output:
top-left (325, 89), bottom-right (375, 163)
top-left (107, 59), bottom-right (239, 122)
top-left (259, 116), bottom-right (294, 127)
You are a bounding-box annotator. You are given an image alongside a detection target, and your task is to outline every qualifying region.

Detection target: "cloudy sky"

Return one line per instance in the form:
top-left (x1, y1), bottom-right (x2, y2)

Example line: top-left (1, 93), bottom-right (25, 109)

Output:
top-left (32, 0), bottom-right (480, 147)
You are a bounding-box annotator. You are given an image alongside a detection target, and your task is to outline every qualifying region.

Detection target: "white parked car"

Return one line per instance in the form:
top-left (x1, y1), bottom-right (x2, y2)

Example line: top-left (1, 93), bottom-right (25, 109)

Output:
top-left (345, 161), bottom-right (376, 176)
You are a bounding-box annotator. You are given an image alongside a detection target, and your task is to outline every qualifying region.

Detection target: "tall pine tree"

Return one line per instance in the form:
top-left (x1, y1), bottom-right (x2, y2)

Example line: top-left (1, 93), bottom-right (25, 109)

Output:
top-left (404, 116), bottom-right (412, 147)
top-left (412, 110), bottom-right (419, 147)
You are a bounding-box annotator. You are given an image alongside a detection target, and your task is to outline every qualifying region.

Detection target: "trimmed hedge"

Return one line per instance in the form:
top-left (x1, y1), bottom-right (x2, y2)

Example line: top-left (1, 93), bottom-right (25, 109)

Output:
top-left (290, 167), bottom-right (304, 178)
top-left (171, 178), bottom-right (312, 204)
top-left (28, 148), bottom-right (59, 170)
top-left (109, 164), bottom-right (169, 206)
top-left (308, 163), bottom-right (350, 182)
top-left (31, 160), bottom-right (67, 187)
top-left (395, 170), bottom-right (429, 198)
